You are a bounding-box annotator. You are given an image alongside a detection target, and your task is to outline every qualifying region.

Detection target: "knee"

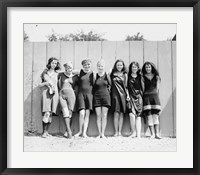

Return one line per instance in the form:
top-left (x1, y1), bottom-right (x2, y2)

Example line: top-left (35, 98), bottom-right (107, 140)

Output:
top-left (69, 110), bottom-right (72, 116)
top-left (153, 115), bottom-right (159, 125)
top-left (147, 115), bottom-right (154, 126)
top-left (43, 112), bottom-right (51, 123)
top-left (97, 116), bottom-right (101, 122)
top-left (62, 107), bottom-right (69, 118)
top-left (119, 113), bottom-right (124, 118)
top-left (129, 113), bottom-right (135, 118)
top-left (79, 110), bottom-right (85, 117)
top-left (96, 112), bottom-right (101, 118)
top-left (114, 112), bottom-right (119, 117)
top-left (44, 112), bottom-right (50, 116)
top-left (102, 113), bottom-right (107, 119)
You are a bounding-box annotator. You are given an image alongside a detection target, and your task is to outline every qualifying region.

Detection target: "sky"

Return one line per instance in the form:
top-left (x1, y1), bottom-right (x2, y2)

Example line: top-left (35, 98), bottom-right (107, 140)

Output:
top-left (24, 23), bottom-right (176, 42)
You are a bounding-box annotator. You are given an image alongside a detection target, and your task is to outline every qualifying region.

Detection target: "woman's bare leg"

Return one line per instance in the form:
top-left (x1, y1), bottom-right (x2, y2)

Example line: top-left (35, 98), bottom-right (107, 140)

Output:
top-left (101, 107), bottom-right (108, 138)
top-left (95, 107), bottom-right (102, 138)
top-left (129, 112), bottom-right (136, 137)
top-left (114, 112), bottom-right (119, 136)
top-left (136, 117), bottom-right (142, 138)
top-left (118, 112), bottom-right (124, 136)
top-left (82, 109), bottom-right (90, 137)
top-left (74, 109), bottom-right (85, 137)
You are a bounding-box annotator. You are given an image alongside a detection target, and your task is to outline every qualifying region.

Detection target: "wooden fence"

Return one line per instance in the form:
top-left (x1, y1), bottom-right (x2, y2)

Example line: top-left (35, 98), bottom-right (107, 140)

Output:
top-left (24, 41), bottom-right (176, 137)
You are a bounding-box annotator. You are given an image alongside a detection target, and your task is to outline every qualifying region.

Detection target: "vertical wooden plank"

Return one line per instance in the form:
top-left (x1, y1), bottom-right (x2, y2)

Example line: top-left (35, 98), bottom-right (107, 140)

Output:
top-left (24, 42), bottom-right (33, 133)
top-left (71, 113), bottom-right (79, 136)
top-left (158, 41), bottom-right (173, 137)
top-left (46, 42), bottom-right (61, 134)
top-left (74, 41), bottom-right (88, 70)
top-left (60, 41), bottom-right (74, 71)
top-left (46, 41), bottom-right (61, 63)
top-left (102, 41), bottom-right (116, 72)
top-left (88, 41), bottom-right (101, 72)
top-left (116, 41), bottom-right (129, 69)
top-left (130, 41), bottom-right (144, 68)
top-left (105, 111), bottom-right (115, 136)
top-left (144, 41), bottom-right (158, 67)
top-left (32, 42), bottom-right (46, 133)
top-left (172, 41), bottom-right (176, 137)
top-left (87, 113), bottom-right (98, 137)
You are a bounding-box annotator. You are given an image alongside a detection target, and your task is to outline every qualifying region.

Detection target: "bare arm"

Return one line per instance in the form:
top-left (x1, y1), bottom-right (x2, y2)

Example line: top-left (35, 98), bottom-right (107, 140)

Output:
top-left (124, 73), bottom-right (130, 100)
top-left (93, 71), bottom-right (96, 85)
top-left (57, 74), bottom-right (62, 91)
top-left (141, 75), bottom-right (145, 93)
top-left (106, 72), bottom-right (112, 86)
top-left (107, 71), bottom-right (112, 86)
top-left (156, 75), bottom-right (160, 92)
top-left (38, 81), bottom-right (49, 88)
top-left (39, 73), bottom-right (50, 88)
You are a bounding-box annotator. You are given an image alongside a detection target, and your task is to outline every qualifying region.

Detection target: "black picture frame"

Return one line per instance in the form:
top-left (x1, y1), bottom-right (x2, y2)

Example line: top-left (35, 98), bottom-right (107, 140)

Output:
top-left (0, 0), bottom-right (199, 174)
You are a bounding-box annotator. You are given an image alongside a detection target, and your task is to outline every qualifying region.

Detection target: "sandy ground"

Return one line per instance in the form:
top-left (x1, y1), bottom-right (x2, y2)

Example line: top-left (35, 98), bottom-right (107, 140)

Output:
top-left (24, 135), bottom-right (176, 152)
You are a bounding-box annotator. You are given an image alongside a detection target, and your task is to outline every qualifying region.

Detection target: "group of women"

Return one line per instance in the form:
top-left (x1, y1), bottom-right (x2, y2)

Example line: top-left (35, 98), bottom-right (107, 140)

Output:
top-left (39, 57), bottom-right (161, 139)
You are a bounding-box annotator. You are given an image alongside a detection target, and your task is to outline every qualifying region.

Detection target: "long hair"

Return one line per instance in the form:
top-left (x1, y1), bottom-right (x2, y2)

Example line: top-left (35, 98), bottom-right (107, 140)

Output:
top-left (142, 61), bottom-right (161, 80)
top-left (40, 57), bottom-right (60, 82)
top-left (46, 57), bottom-right (61, 71)
top-left (128, 61), bottom-right (141, 78)
top-left (110, 59), bottom-right (127, 78)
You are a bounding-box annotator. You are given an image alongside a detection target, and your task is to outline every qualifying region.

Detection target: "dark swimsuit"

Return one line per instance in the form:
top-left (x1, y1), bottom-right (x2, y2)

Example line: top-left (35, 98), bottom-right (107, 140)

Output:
top-left (93, 73), bottom-right (111, 108)
top-left (143, 75), bottom-right (161, 116)
top-left (77, 69), bottom-right (94, 111)
top-left (111, 73), bottom-right (127, 113)
top-left (128, 75), bottom-right (143, 116)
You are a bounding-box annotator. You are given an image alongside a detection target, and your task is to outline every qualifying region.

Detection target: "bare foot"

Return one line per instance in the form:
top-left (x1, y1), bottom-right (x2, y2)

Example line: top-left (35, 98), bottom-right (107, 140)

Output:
top-left (68, 133), bottom-right (72, 139)
top-left (150, 135), bottom-right (155, 139)
top-left (96, 135), bottom-right (101, 139)
top-left (129, 131), bottom-right (136, 137)
top-left (118, 133), bottom-right (123, 137)
top-left (101, 135), bottom-right (106, 139)
top-left (155, 135), bottom-right (162, 139)
top-left (82, 133), bottom-right (88, 138)
top-left (63, 132), bottom-right (68, 138)
top-left (46, 133), bottom-right (52, 137)
top-left (129, 133), bottom-right (136, 138)
top-left (136, 135), bottom-right (141, 139)
top-left (74, 132), bottom-right (81, 137)
top-left (41, 133), bottom-right (47, 138)
top-left (113, 133), bottom-right (118, 137)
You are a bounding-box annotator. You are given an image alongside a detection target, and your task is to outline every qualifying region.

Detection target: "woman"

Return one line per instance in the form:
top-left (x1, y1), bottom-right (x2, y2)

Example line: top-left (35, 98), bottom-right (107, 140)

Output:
top-left (110, 59), bottom-right (129, 137)
top-left (93, 60), bottom-right (111, 138)
top-left (127, 61), bottom-right (143, 138)
top-left (74, 59), bottom-right (94, 138)
top-left (141, 61), bottom-right (161, 139)
top-left (39, 57), bottom-right (60, 138)
top-left (58, 61), bottom-right (78, 139)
